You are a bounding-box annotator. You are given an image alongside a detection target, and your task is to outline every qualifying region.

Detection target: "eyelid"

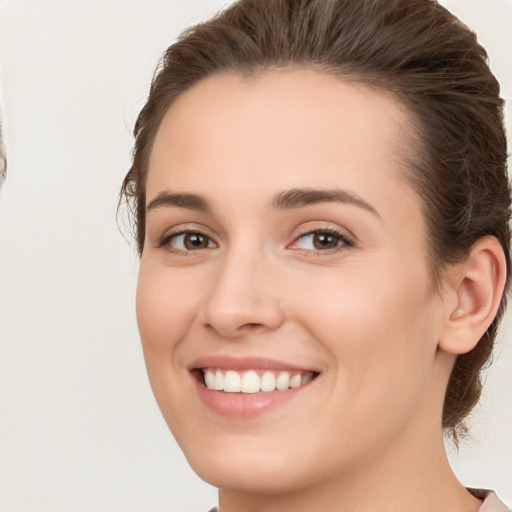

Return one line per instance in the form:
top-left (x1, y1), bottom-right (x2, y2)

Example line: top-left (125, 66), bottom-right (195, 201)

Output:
top-left (155, 225), bottom-right (218, 251)
top-left (153, 222), bottom-right (355, 255)
top-left (288, 225), bottom-right (355, 253)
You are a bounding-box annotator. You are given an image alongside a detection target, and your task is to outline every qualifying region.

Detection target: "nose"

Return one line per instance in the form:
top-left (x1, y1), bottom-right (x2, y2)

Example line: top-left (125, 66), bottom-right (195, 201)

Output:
top-left (201, 250), bottom-right (285, 339)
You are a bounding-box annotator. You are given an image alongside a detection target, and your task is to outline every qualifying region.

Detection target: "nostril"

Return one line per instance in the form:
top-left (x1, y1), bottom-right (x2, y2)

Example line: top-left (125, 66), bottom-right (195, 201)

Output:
top-left (238, 322), bottom-right (267, 333)
top-left (202, 294), bottom-right (285, 337)
top-left (204, 320), bottom-right (268, 338)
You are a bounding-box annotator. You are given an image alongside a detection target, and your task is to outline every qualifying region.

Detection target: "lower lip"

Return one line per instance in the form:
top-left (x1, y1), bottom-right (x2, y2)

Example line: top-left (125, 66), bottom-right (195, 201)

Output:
top-left (193, 375), bottom-right (312, 418)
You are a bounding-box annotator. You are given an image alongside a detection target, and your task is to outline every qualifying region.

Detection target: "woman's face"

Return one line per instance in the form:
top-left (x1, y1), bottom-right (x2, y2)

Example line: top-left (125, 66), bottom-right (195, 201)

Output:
top-left (137, 70), bottom-right (452, 493)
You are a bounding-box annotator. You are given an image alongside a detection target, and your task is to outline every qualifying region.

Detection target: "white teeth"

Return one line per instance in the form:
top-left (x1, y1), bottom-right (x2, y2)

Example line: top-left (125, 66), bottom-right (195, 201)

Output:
top-left (204, 370), bottom-right (215, 389)
top-left (224, 370), bottom-right (241, 392)
top-left (301, 373), bottom-right (313, 385)
top-left (241, 370), bottom-right (261, 393)
top-left (214, 369), bottom-right (224, 391)
top-left (203, 368), bottom-right (315, 393)
top-left (275, 371), bottom-right (290, 390)
top-left (260, 371), bottom-right (276, 392)
top-left (290, 373), bottom-right (302, 388)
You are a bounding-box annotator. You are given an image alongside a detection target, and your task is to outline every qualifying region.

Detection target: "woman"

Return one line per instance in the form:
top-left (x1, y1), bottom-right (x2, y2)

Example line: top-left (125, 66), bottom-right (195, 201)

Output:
top-left (120, 0), bottom-right (511, 510)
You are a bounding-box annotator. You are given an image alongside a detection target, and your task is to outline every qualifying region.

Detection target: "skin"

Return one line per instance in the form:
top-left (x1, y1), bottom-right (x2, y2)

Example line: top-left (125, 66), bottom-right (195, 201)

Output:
top-left (137, 69), bottom-right (505, 512)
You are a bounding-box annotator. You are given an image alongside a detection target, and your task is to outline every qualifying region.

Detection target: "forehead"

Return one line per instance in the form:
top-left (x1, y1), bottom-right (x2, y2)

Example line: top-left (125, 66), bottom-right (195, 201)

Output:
top-left (147, 69), bottom-right (416, 209)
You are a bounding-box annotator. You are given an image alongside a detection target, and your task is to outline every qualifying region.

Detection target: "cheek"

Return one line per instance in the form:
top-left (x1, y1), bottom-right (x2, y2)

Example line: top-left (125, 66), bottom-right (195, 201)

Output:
top-left (295, 259), bottom-right (434, 340)
top-left (135, 263), bottom-right (201, 425)
top-left (288, 260), bottom-right (439, 403)
top-left (135, 263), bottom-right (200, 353)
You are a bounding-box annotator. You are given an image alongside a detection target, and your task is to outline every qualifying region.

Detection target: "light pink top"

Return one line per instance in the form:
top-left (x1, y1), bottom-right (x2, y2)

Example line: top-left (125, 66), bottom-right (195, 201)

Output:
top-left (470, 489), bottom-right (510, 512)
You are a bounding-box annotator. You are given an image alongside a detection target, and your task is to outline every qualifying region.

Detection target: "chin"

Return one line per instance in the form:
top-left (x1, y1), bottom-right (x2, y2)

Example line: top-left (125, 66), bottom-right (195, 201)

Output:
top-left (180, 433), bottom-right (316, 494)
top-left (192, 458), bottom-right (308, 495)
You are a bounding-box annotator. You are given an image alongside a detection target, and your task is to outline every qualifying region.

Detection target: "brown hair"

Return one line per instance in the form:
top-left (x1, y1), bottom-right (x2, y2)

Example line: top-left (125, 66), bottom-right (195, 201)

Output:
top-left (120, 0), bottom-right (511, 438)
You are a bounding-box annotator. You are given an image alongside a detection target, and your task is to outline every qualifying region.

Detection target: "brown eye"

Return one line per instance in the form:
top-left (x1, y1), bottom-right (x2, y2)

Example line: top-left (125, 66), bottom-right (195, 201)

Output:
top-left (164, 232), bottom-right (215, 251)
top-left (312, 232), bottom-right (342, 250)
top-left (183, 233), bottom-right (210, 250)
top-left (290, 229), bottom-right (353, 253)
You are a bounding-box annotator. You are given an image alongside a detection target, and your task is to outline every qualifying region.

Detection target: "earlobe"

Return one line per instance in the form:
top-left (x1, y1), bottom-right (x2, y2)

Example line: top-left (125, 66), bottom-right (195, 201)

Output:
top-left (439, 236), bottom-right (507, 355)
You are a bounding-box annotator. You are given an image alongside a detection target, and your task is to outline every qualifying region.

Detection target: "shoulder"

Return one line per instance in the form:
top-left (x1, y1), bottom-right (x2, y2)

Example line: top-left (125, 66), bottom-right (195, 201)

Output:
top-left (469, 489), bottom-right (511, 512)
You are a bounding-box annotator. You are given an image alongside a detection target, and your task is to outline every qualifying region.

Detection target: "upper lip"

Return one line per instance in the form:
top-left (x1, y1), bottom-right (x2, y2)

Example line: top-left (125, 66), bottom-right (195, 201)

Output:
top-left (189, 355), bottom-right (318, 373)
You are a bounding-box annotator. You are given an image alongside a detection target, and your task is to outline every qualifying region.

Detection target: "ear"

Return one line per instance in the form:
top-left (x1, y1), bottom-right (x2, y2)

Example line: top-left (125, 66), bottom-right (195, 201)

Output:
top-left (438, 236), bottom-right (507, 355)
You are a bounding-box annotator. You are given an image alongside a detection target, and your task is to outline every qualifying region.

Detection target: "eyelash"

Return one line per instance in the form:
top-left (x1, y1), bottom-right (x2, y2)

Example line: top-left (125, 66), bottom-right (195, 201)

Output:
top-left (156, 227), bottom-right (354, 255)
top-left (156, 229), bottom-right (217, 253)
top-left (289, 227), bottom-right (354, 255)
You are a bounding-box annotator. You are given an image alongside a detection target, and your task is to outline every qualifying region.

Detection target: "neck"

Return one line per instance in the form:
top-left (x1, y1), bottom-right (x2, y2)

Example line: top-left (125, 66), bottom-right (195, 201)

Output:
top-left (217, 429), bottom-right (481, 512)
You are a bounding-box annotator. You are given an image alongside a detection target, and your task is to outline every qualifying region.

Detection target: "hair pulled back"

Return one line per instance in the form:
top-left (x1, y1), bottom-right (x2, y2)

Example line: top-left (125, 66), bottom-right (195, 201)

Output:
top-left (121, 0), bottom-right (511, 438)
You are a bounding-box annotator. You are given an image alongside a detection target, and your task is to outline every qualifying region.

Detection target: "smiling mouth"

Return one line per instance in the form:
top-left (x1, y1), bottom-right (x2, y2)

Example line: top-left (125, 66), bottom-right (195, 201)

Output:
top-left (200, 368), bottom-right (318, 393)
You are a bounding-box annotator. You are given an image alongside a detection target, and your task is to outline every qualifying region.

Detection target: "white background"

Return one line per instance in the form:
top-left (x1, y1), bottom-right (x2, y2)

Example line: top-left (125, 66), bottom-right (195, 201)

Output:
top-left (0, 1), bottom-right (510, 511)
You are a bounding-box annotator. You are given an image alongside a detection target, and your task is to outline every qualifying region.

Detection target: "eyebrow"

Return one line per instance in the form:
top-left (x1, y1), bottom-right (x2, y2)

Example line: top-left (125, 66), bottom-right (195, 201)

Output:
top-left (146, 191), bottom-right (211, 213)
top-left (272, 188), bottom-right (380, 217)
top-left (146, 187), bottom-right (379, 218)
